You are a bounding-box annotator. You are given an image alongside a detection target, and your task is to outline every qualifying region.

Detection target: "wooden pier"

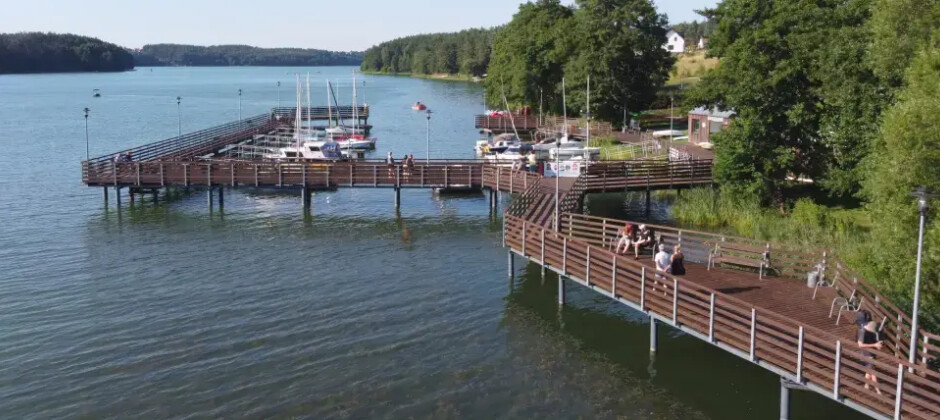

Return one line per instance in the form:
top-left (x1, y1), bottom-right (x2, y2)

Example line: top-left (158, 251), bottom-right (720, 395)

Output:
top-left (81, 111), bottom-right (938, 420)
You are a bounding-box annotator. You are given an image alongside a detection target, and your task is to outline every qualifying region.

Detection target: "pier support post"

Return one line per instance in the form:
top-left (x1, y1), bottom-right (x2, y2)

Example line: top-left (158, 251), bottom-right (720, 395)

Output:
top-left (217, 188), bottom-right (224, 209)
top-left (115, 186), bottom-right (122, 208)
top-left (207, 187), bottom-right (214, 211)
top-left (394, 187), bottom-right (401, 209)
top-left (780, 379), bottom-right (791, 420)
top-left (152, 189), bottom-right (158, 204)
top-left (645, 187), bottom-right (652, 216)
top-left (507, 250), bottom-right (514, 279)
top-left (558, 276), bottom-right (565, 305)
top-left (302, 187), bottom-right (313, 210)
top-left (650, 317), bottom-right (658, 353)
top-left (103, 187), bottom-right (109, 205)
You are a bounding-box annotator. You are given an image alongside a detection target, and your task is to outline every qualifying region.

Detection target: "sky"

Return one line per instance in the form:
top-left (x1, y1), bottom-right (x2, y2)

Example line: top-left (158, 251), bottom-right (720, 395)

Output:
top-left (1, 0), bottom-right (718, 51)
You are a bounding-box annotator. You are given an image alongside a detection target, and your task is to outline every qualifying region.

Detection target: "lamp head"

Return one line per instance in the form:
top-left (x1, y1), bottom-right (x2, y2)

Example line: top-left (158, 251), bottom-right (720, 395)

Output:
top-left (83, 107), bottom-right (90, 117)
top-left (910, 186), bottom-right (939, 214)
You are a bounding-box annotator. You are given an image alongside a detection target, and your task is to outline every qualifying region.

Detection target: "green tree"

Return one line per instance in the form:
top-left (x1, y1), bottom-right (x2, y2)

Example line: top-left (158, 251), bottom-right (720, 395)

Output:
top-left (563, 0), bottom-right (674, 122)
top-left (484, 0), bottom-right (575, 111)
top-left (863, 47), bottom-right (940, 328)
top-left (868, 0), bottom-right (940, 91)
top-left (688, 0), bottom-right (880, 203)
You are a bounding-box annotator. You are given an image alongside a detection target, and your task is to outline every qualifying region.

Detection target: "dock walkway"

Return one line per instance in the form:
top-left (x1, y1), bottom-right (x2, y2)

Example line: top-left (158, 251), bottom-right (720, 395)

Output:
top-left (80, 110), bottom-right (939, 420)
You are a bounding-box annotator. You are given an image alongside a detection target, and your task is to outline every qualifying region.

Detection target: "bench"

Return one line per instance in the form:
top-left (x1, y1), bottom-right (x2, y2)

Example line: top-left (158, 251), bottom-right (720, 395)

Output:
top-left (707, 241), bottom-right (770, 279)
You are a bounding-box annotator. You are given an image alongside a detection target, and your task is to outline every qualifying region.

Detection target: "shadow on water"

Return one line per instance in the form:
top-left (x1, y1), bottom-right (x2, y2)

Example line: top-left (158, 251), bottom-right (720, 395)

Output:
top-left (505, 259), bottom-right (861, 420)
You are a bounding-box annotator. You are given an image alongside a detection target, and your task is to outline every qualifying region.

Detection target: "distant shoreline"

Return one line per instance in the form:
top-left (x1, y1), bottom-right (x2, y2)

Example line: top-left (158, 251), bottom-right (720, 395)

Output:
top-left (359, 70), bottom-right (481, 83)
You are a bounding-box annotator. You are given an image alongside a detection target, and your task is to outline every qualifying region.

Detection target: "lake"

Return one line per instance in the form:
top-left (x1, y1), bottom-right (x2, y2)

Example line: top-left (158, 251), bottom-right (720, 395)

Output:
top-left (0, 66), bottom-right (858, 419)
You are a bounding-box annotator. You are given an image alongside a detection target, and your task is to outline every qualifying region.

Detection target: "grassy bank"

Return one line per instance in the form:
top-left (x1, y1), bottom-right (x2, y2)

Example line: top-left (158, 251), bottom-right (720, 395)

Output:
top-left (360, 70), bottom-right (480, 83)
top-left (667, 51), bottom-right (720, 86)
top-left (670, 187), bottom-right (938, 330)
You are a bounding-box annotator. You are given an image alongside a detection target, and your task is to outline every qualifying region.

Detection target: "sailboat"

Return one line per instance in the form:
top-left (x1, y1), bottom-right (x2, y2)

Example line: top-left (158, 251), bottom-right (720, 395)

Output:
top-left (263, 75), bottom-right (343, 161)
top-left (326, 75), bottom-right (376, 150)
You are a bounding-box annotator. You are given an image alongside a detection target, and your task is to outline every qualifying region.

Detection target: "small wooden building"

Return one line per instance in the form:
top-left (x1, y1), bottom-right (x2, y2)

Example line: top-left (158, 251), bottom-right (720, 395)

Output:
top-left (688, 107), bottom-right (733, 145)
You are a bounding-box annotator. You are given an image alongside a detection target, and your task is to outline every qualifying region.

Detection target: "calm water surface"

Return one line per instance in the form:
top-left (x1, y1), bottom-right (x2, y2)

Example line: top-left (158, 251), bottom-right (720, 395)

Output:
top-left (0, 67), bottom-right (858, 419)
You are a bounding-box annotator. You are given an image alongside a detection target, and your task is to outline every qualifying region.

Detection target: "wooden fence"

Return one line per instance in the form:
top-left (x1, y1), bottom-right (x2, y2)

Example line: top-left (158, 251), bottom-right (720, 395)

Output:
top-left (583, 159), bottom-right (714, 192)
top-left (505, 214), bottom-right (940, 420)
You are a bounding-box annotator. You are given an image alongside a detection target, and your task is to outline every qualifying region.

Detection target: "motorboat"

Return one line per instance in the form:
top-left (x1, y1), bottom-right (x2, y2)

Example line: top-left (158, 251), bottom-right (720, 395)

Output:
top-left (548, 145), bottom-right (601, 161)
top-left (483, 144), bottom-right (534, 166)
top-left (475, 133), bottom-right (520, 155)
top-left (264, 140), bottom-right (344, 161)
top-left (412, 102), bottom-right (427, 111)
top-left (333, 134), bottom-right (377, 150)
top-left (325, 126), bottom-right (366, 135)
top-left (93, 89), bottom-right (101, 98)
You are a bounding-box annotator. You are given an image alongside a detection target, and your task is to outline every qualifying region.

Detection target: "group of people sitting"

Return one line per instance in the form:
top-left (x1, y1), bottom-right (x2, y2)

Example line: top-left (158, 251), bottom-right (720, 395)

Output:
top-left (112, 152), bottom-right (133, 163)
top-left (614, 222), bottom-right (685, 276)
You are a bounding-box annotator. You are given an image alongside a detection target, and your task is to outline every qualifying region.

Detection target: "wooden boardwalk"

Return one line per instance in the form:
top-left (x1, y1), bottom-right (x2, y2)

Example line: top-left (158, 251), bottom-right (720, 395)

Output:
top-left (502, 210), bottom-right (940, 420)
top-left (81, 111), bottom-right (939, 419)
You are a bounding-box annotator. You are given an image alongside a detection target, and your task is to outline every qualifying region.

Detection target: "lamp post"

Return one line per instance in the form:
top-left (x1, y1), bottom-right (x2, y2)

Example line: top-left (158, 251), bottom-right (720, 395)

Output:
top-left (176, 96), bottom-right (182, 138)
top-left (83, 107), bottom-right (90, 161)
top-left (238, 88), bottom-right (243, 123)
top-left (277, 81), bottom-right (281, 108)
top-left (670, 94), bottom-right (675, 143)
top-left (909, 187), bottom-right (938, 366)
top-left (425, 109), bottom-right (433, 163)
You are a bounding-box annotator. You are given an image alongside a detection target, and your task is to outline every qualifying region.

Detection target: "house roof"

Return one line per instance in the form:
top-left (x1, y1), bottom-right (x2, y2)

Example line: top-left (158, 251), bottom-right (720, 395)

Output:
top-left (667, 29), bottom-right (683, 37)
top-left (689, 106), bottom-right (734, 119)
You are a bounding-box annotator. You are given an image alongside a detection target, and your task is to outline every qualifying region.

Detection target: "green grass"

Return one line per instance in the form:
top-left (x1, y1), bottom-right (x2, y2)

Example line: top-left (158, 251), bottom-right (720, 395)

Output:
top-left (667, 51), bottom-right (720, 86)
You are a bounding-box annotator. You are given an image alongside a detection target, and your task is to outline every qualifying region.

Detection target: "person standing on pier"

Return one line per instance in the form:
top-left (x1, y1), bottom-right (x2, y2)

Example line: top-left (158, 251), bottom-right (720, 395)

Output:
top-left (858, 318), bottom-right (883, 395)
top-left (526, 151), bottom-right (537, 172)
top-left (669, 245), bottom-right (686, 275)
top-left (386, 152), bottom-right (396, 179)
top-left (654, 244), bottom-right (671, 277)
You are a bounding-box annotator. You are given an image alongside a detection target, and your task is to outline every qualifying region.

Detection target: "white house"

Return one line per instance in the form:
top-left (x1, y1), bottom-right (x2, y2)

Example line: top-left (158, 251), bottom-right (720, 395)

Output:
top-left (697, 37), bottom-right (708, 50)
top-left (665, 30), bottom-right (685, 53)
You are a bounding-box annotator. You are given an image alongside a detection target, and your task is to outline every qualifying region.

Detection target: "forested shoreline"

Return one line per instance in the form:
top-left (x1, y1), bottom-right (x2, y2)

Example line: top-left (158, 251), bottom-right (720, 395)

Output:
top-left (0, 33), bottom-right (134, 74)
top-left (359, 28), bottom-right (497, 78)
top-left (134, 44), bottom-right (362, 67)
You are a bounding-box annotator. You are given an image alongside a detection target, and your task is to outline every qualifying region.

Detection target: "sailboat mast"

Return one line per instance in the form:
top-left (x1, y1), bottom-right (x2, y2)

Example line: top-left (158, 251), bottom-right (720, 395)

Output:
top-left (327, 80), bottom-right (332, 128)
top-left (306, 73), bottom-right (311, 137)
top-left (295, 74), bottom-right (301, 144)
top-left (562, 77), bottom-right (567, 136)
top-left (352, 72), bottom-right (359, 132)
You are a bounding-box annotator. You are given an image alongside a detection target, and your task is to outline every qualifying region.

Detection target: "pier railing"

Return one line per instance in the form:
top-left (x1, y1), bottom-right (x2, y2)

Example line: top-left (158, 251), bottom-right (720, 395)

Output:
top-left (505, 214), bottom-right (940, 420)
top-left (583, 159), bottom-right (714, 192)
top-left (482, 166), bottom-right (542, 194)
top-left (272, 106), bottom-right (369, 120)
top-left (82, 160), bottom-right (485, 189)
top-left (474, 114), bottom-right (540, 131)
top-left (86, 114), bottom-right (276, 164)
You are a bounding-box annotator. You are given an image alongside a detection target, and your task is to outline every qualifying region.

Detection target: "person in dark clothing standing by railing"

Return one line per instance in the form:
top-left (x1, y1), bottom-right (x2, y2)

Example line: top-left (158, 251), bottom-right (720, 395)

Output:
top-left (857, 313), bottom-right (883, 395)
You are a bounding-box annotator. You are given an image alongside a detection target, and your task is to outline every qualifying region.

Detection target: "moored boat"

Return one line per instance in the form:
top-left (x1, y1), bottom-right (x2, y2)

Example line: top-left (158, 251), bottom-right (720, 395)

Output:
top-left (412, 102), bottom-right (427, 111)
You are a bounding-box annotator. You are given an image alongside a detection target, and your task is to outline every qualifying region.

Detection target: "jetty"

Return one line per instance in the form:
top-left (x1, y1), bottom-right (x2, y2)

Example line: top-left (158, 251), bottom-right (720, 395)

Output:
top-left (82, 109), bottom-right (939, 420)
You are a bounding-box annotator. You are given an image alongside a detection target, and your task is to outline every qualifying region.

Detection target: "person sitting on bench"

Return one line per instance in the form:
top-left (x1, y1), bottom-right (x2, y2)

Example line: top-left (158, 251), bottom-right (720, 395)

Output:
top-left (615, 223), bottom-right (635, 254)
top-left (632, 224), bottom-right (654, 259)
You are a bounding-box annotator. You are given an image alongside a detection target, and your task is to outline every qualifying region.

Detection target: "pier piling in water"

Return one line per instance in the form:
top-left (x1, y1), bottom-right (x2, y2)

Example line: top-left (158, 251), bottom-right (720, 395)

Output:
top-left (780, 380), bottom-right (790, 420)
top-left (103, 187), bottom-right (108, 205)
top-left (558, 276), bottom-right (565, 305)
top-left (302, 187), bottom-right (312, 209)
top-left (507, 250), bottom-right (514, 279)
top-left (218, 188), bottom-right (224, 209)
top-left (650, 317), bottom-right (658, 353)
top-left (115, 186), bottom-right (122, 207)
top-left (207, 187), bottom-right (213, 210)
top-left (394, 187), bottom-right (401, 209)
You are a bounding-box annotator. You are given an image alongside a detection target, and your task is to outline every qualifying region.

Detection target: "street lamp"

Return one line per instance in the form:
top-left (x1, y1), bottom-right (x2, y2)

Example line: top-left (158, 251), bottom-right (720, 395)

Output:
top-left (83, 107), bottom-right (90, 160)
top-left (176, 96), bottom-right (182, 138)
top-left (238, 88), bottom-right (243, 122)
top-left (909, 186), bottom-right (938, 366)
top-left (425, 109), bottom-right (433, 163)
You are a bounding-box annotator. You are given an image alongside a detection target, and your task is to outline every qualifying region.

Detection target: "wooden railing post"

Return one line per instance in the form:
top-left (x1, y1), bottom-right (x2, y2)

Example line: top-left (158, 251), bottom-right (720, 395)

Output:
top-left (797, 326), bottom-right (805, 383)
top-left (586, 246), bottom-right (591, 285)
top-left (894, 363), bottom-right (904, 420)
top-left (496, 168), bottom-right (501, 190)
top-left (302, 163), bottom-right (307, 186)
top-left (611, 254), bottom-right (617, 297)
top-left (640, 267), bottom-right (646, 310)
top-left (540, 229), bottom-right (545, 265)
top-left (672, 279), bottom-right (679, 326)
top-left (502, 215), bottom-right (506, 248)
top-left (562, 237), bottom-right (568, 274)
top-left (750, 308), bottom-right (757, 361)
top-left (160, 163), bottom-right (165, 186)
top-left (113, 162), bottom-right (118, 185)
top-left (924, 336), bottom-right (930, 365)
top-left (136, 162), bottom-right (141, 186)
top-left (207, 163), bottom-right (212, 186)
top-left (253, 164), bottom-right (259, 187)
top-left (709, 293), bottom-right (716, 342)
top-left (184, 164), bottom-right (190, 187)
top-left (522, 223), bottom-right (527, 255)
top-left (510, 170), bottom-right (515, 194)
top-left (444, 166), bottom-right (449, 188)
top-left (833, 341), bottom-right (842, 400)
top-left (373, 165), bottom-right (378, 187)
top-left (230, 162), bottom-right (235, 186)
top-left (277, 164), bottom-right (283, 186)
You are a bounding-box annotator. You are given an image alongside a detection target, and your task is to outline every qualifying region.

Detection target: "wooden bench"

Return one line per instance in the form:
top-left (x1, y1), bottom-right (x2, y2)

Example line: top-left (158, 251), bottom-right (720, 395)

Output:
top-left (707, 241), bottom-right (770, 279)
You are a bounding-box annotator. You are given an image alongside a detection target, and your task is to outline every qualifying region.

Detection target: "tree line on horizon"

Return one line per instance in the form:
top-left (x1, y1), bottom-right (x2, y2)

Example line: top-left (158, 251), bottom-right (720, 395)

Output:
top-left (0, 33), bottom-right (134, 74)
top-left (359, 28), bottom-right (497, 77)
top-left (134, 44), bottom-right (362, 67)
